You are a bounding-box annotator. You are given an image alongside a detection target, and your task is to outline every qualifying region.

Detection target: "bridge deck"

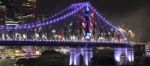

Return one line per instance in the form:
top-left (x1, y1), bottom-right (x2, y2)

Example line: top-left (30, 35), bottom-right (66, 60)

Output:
top-left (0, 41), bottom-right (130, 47)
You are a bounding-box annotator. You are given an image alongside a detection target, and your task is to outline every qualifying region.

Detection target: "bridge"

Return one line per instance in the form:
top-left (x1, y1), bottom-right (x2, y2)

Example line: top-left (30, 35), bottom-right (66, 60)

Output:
top-left (0, 2), bottom-right (134, 66)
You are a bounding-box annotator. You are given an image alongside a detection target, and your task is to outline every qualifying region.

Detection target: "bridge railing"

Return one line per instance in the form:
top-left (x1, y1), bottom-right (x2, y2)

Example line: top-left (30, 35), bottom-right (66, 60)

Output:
top-left (0, 35), bottom-right (127, 44)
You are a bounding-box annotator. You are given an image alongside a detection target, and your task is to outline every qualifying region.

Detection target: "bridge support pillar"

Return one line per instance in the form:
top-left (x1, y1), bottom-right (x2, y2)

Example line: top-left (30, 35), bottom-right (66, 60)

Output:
top-left (2, 33), bottom-right (5, 40)
top-left (114, 48), bottom-right (134, 65)
top-left (69, 48), bottom-right (93, 66)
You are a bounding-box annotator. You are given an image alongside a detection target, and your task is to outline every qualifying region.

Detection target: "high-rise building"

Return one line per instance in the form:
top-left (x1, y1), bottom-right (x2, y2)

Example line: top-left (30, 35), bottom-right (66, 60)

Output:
top-left (21, 0), bottom-right (36, 23)
top-left (0, 1), bottom-right (6, 25)
top-left (1, 0), bottom-right (15, 19)
top-left (1, 0), bottom-right (21, 25)
top-left (1, 0), bottom-right (36, 25)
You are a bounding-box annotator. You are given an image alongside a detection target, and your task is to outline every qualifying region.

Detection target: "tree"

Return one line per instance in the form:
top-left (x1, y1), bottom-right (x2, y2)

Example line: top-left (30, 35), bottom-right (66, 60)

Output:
top-left (134, 56), bottom-right (150, 66)
top-left (91, 48), bottom-right (115, 66)
top-left (16, 58), bottom-right (27, 66)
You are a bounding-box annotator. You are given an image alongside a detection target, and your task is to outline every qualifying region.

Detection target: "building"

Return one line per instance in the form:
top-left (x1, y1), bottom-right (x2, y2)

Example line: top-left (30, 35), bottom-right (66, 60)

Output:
top-left (1, 0), bottom-right (21, 25)
top-left (145, 44), bottom-right (150, 57)
top-left (1, 0), bottom-right (36, 25)
top-left (0, 1), bottom-right (6, 25)
top-left (21, 0), bottom-right (36, 23)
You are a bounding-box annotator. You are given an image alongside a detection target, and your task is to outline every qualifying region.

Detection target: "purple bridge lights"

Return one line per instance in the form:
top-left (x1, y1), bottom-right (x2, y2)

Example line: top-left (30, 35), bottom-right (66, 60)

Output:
top-left (0, 2), bottom-right (134, 66)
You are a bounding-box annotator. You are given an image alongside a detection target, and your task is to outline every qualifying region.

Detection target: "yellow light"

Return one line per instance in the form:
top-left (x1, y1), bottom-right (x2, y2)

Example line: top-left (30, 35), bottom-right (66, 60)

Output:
top-left (15, 50), bottom-right (20, 53)
top-left (35, 51), bottom-right (40, 55)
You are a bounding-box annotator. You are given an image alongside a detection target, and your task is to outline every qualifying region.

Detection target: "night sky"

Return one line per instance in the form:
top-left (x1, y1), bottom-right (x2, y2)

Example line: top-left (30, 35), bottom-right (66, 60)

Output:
top-left (38, 0), bottom-right (150, 42)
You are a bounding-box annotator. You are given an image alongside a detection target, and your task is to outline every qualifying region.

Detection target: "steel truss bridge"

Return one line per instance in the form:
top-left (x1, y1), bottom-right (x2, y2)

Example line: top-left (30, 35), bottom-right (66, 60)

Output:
top-left (0, 2), bottom-right (134, 66)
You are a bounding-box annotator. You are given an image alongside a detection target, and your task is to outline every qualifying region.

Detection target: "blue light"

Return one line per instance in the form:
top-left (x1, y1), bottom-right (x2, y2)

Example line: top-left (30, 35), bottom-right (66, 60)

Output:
top-left (86, 6), bottom-right (90, 11)
top-left (85, 33), bottom-right (91, 40)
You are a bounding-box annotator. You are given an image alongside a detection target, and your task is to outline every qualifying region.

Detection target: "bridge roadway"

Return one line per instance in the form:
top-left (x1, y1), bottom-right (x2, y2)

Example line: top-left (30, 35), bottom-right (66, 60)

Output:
top-left (0, 40), bottom-right (131, 47)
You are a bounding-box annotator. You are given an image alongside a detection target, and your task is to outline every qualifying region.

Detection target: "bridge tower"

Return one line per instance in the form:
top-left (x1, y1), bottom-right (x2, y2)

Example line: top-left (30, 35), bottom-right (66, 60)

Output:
top-left (69, 2), bottom-right (93, 66)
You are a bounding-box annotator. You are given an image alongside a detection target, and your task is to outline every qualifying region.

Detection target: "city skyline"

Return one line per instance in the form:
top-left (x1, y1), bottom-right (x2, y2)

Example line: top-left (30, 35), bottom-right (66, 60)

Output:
top-left (0, 1), bottom-right (149, 66)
